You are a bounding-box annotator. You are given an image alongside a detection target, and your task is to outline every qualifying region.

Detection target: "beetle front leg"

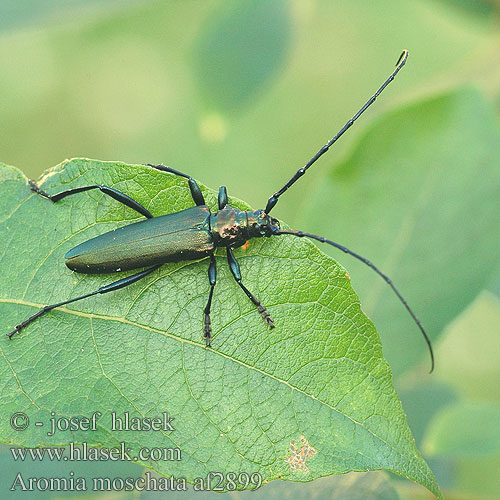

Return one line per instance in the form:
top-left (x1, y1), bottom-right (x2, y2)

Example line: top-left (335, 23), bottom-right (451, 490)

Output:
top-left (203, 253), bottom-right (217, 347)
top-left (218, 186), bottom-right (228, 210)
top-left (226, 248), bottom-right (274, 329)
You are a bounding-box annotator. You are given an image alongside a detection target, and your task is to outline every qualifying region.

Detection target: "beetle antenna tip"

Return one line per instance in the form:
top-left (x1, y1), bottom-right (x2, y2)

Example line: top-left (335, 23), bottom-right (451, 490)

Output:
top-left (396, 49), bottom-right (409, 67)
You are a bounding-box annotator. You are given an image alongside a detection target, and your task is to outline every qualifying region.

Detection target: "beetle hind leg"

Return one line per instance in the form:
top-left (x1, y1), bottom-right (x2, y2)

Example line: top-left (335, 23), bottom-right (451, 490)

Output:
top-left (28, 180), bottom-right (153, 219)
top-left (226, 248), bottom-right (275, 329)
top-left (8, 265), bottom-right (161, 339)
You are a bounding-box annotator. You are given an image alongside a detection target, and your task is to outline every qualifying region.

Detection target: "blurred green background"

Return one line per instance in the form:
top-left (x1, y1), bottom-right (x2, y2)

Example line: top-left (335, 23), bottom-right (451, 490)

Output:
top-left (1, 0), bottom-right (499, 499)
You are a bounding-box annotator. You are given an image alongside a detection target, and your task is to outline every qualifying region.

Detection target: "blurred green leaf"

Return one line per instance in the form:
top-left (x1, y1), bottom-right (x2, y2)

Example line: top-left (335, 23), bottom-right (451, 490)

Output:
top-left (141, 470), bottom-right (400, 500)
top-left (398, 382), bottom-right (458, 446)
top-left (0, 0), bottom-right (122, 33)
top-left (434, 291), bottom-right (500, 403)
top-left (234, 470), bottom-right (401, 500)
top-left (402, 292), bottom-right (500, 496)
top-left (422, 401), bottom-right (500, 458)
top-left (396, 381), bottom-right (458, 491)
top-left (300, 88), bottom-right (500, 376)
top-left (0, 442), bottom-right (142, 499)
top-left (0, 0), bottom-right (496, 189)
top-left (433, 0), bottom-right (494, 20)
top-left (192, 0), bottom-right (290, 112)
top-left (456, 455), bottom-right (500, 498)
top-left (0, 159), bottom-right (440, 497)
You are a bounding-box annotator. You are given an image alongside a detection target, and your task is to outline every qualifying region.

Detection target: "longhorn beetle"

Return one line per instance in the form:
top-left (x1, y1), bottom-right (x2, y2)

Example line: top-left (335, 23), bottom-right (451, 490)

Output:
top-left (7, 50), bottom-right (434, 372)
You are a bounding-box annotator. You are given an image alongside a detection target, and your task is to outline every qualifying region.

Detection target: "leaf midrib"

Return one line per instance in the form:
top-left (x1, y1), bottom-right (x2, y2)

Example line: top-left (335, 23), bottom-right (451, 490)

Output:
top-left (0, 296), bottom-right (424, 469)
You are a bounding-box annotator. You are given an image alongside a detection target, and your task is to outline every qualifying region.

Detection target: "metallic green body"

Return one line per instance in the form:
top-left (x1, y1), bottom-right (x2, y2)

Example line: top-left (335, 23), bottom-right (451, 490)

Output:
top-left (65, 206), bottom-right (213, 273)
top-left (210, 208), bottom-right (279, 248)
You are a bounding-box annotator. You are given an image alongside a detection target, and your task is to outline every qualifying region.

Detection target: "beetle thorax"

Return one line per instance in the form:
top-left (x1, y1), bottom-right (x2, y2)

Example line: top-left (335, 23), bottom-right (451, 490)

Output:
top-left (210, 208), bottom-right (279, 248)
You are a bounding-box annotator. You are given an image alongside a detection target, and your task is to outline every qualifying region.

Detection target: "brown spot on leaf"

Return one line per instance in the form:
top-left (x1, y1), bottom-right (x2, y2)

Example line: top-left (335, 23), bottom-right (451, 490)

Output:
top-left (284, 435), bottom-right (316, 473)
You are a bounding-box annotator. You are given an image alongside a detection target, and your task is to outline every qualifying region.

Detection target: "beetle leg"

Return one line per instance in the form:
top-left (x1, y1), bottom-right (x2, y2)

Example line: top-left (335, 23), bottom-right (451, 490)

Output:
top-left (146, 164), bottom-right (205, 206)
top-left (7, 265), bottom-right (161, 339)
top-left (203, 253), bottom-right (217, 347)
top-left (28, 180), bottom-right (153, 219)
top-left (218, 186), bottom-right (228, 210)
top-left (226, 248), bottom-right (274, 329)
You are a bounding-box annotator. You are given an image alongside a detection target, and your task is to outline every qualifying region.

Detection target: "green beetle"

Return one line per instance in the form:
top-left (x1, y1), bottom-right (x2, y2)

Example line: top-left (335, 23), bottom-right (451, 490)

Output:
top-left (7, 50), bottom-right (434, 371)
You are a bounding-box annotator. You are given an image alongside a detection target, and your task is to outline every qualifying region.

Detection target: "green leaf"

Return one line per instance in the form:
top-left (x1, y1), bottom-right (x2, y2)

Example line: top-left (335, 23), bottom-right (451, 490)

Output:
top-left (101, 469), bottom-right (402, 500)
top-left (0, 0), bottom-right (117, 33)
top-left (398, 381), bottom-right (458, 446)
top-left (0, 159), bottom-right (440, 497)
top-left (0, 442), bottom-right (143, 499)
top-left (192, 0), bottom-right (291, 112)
top-left (418, 292), bottom-right (500, 496)
top-left (300, 88), bottom-right (500, 376)
top-left (433, 291), bottom-right (500, 404)
top-left (422, 401), bottom-right (500, 458)
top-left (231, 470), bottom-right (401, 500)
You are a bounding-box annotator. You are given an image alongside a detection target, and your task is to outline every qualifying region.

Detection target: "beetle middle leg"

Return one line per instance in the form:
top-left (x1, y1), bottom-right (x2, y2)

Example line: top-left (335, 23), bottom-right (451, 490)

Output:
top-left (226, 248), bottom-right (274, 329)
top-left (203, 253), bottom-right (217, 347)
top-left (8, 265), bottom-right (161, 339)
top-left (29, 180), bottom-right (153, 219)
top-left (146, 164), bottom-right (205, 207)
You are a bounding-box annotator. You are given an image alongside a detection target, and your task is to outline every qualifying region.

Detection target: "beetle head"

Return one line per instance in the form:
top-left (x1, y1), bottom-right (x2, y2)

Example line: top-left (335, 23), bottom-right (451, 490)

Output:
top-left (249, 209), bottom-right (280, 237)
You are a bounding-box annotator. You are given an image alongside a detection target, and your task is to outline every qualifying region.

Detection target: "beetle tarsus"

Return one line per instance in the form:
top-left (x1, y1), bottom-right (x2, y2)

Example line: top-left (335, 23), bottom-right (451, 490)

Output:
top-left (7, 326), bottom-right (21, 339)
top-left (266, 317), bottom-right (275, 329)
top-left (258, 304), bottom-right (275, 329)
top-left (203, 318), bottom-right (212, 347)
top-left (8, 306), bottom-right (51, 338)
top-left (240, 282), bottom-right (274, 329)
top-left (29, 179), bottom-right (51, 199)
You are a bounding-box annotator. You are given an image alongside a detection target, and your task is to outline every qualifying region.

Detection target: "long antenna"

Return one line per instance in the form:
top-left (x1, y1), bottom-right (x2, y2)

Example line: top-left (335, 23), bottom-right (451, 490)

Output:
top-left (265, 50), bottom-right (409, 214)
top-left (274, 228), bottom-right (434, 373)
